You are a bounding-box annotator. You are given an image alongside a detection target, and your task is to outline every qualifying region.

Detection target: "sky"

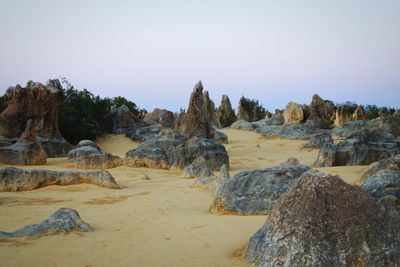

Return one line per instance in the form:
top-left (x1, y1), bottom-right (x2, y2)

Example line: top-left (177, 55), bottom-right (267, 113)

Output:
top-left (0, 0), bottom-right (399, 112)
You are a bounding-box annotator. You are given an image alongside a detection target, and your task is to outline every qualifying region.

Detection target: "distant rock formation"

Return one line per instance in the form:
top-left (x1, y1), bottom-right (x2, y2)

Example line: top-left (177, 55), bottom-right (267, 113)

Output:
top-left (217, 95), bottom-right (236, 127)
top-left (210, 158), bottom-right (310, 215)
top-left (303, 131), bottom-right (334, 149)
top-left (245, 170), bottom-right (400, 267)
top-left (283, 102), bottom-right (304, 124)
top-left (144, 108), bottom-right (175, 128)
top-left (203, 91), bottom-right (220, 128)
top-left (0, 79), bottom-right (72, 157)
top-left (110, 105), bottom-right (136, 134)
top-left (0, 119), bottom-right (47, 165)
top-left (307, 94), bottom-right (336, 128)
top-left (68, 140), bottom-right (122, 169)
top-left (351, 105), bottom-right (367, 121)
top-left (0, 167), bottom-right (120, 191)
top-left (0, 208), bottom-right (93, 237)
top-left (334, 105), bottom-right (351, 126)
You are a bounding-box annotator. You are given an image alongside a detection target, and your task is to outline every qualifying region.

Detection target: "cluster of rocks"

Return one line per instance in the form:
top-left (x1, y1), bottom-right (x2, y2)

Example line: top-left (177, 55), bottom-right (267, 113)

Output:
top-left (0, 208), bottom-right (93, 237)
top-left (0, 80), bottom-right (72, 157)
top-left (68, 140), bottom-right (122, 169)
top-left (245, 170), bottom-right (400, 266)
top-left (0, 167), bottom-right (120, 191)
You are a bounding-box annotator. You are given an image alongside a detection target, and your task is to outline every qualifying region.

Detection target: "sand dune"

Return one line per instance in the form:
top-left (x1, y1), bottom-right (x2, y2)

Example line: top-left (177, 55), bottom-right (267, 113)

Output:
top-left (0, 129), bottom-right (367, 267)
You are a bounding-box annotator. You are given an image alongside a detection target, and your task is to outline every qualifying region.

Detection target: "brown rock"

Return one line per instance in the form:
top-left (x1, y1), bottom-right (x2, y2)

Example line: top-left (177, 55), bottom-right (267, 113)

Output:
top-left (144, 108), bottom-right (175, 128)
top-left (334, 105), bottom-right (351, 126)
top-left (351, 105), bottom-right (367, 121)
top-left (283, 102), bottom-right (304, 124)
top-left (307, 94), bottom-right (336, 127)
top-left (110, 105), bottom-right (136, 134)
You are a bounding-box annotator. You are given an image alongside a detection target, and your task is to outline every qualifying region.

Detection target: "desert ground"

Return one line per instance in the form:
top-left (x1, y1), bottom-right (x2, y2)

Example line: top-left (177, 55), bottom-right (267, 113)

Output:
top-left (0, 129), bottom-right (368, 267)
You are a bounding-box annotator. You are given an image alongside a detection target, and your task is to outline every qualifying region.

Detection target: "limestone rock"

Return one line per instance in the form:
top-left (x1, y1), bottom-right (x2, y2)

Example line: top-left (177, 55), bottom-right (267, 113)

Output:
top-left (303, 131), bottom-right (334, 149)
top-left (307, 94), bottom-right (336, 128)
top-left (0, 79), bottom-right (73, 156)
top-left (68, 142), bottom-right (122, 169)
top-left (334, 105), bottom-right (352, 126)
top-left (110, 105), bottom-right (136, 134)
top-left (209, 159), bottom-right (310, 215)
top-left (77, 139), bottom-right (101, 150)
top-left (144, 108), bottom-right (175, 128)
top-left (259, 122), bottom-right (317, 139)
top-left (217, 95), bottom-right (236, 127)
top-left (0, 119), bottom-right (47, 165)
top-left (351, 105), bottom-right (367, 121)
top-left (0, 208), bottom-right (93, 237)
top-left (245, 170), bottom-right (400, 267)
top-left (0, 167), bottom-right (120, 191)
top-left (203, 91), bottom-right (220, 128)
top-left (283, 102), bottom-right (304, 124)
top-left (230, 120), bottom-right (254, 131)
top-left (194, 164), bottom-right (230, 192)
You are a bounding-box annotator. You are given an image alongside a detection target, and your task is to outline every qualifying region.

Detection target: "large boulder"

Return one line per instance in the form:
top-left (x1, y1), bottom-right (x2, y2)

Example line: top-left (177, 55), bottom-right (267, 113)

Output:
top-left (0, 167), bottom-right (120, 191)
top-left (178, 81), bottom-right (213, 139)
top-left (334, 105), bottom-right (352, 126)
top-left (283, 102), bottom-right (304, 124)
top-left (0, 208), bottom-right (93, 237)
top-left (217, 95), bottom-right (236, 127)
top-left (126, 123), bottom-right (162, 142)
top-left (125, 132), bottom-right (229, 171)
top-left (0, 119), bottom-right (47, 165)
top-left (144, 108), bottom-right (175, 128)
top-left (245, 170), bottom-right (400, 267)
top-left (360, 155), bottom-right (400, 200)
top-left (315, 127), bottom-right (400, 167)
top-left (307, 94), bottom-right (336, 128)
top-left (303, 131), bottom-right (334, 149)
top-left (209, 159), bottom-right (310, 215)
top-left (68, 141), bottom-right (122, 169)
top-left (0, 79), bottom-right (72, 157)
top-left (110, 105), bottom-right (136, 134)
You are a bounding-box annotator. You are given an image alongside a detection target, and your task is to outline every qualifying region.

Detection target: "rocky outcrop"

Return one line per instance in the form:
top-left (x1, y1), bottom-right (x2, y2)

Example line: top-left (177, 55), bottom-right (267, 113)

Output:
top-left (144, 108), bottom-right (175, 128)
top-left (0, 167), bottom-right (120, 191)
top-left (110, 105), bottom-right (136, 134)
top-left (0, 79), bottom-right (72, 157)
top-left (236, 103), bottom-right (250, 121)
top-left (0, 120), bottom-right (47, 165)
top-left (360, 155), bottom-right (400, 200)
top-left (193, 164), bottom-right (230, 192)
top-left (334, 105), bottom-right (351, 126)
top-left (259, 122), bottom-right (317, 139)
top-left (68, 141), bottom-right (122, 169)
top-left (314, 127), bottom-right (400, 167)
top-left (125, 132), bottom-right (229, 171)
top-left (0, 208), bottom-right (93, 237)
top-left (178, 81), bottom-right (213, 139)
top-left (303, 131), bottom-right (334, 149)
top-left (283, 102), bottom-right (304, 124)
top-left (203, 91), bottom-right (220, 128)
top-left (245, 170), bottom-right (400, 267)
top-left (217, 95), bottom-right (236, 127)
top-left (351, 105), bottom-right (367, 121)
top-left (307, 94), bottom-right (336, 128)
top-left (209, 159), bottom-right (310, 215)
top-left (230, 120), bottom-right (254, 131)
top-left (127, 123), bottom-right (162, 142)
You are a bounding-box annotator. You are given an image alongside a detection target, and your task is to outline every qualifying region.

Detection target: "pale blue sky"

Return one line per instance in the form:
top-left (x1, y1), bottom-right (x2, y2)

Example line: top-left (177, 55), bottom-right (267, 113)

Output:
top-left (0, 0), bottom-right (399, 111)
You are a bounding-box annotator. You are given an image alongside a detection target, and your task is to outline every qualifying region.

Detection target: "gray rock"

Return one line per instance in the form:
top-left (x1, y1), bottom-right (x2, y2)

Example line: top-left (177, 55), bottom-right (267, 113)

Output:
top-left (68, 144), bottom-right (122, 169)
top-left (245, 170), bottom-right (400, 267)
top-left (77, 140), bottom-right (101, 150)
top-left (0, 208), bottom-right (93, 237)
top-left (378, 195), bottom-right (400, 219)
top-left (209, 158), bottom-right (310, 215)
top-left (144, 108), bottom-right (175, 128)
top-left (259, 122), bottom-right (317, 139)
top-left (217, 95), bottom-right (236, 127)
top-left (303, 131), bottom-right (334, 149)
top-left (230, 120), bottom-right (254, 131)
top-left (213, 130), bottom-right (228, 144)
top-left (194, 164), bottom-right (230, 192)
top-left (110, 105), bottom-right (136, 134)
top-left (0, 167), bottom-right (120, 191)
top-left (127, 124), bottom-right (162, 142)
top-left (183, 156), bottom-right (209, 178)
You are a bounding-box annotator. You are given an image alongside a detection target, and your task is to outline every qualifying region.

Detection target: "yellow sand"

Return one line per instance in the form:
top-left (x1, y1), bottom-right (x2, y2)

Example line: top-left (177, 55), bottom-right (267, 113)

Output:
top-left (0, 129), bottom-right (367, 267)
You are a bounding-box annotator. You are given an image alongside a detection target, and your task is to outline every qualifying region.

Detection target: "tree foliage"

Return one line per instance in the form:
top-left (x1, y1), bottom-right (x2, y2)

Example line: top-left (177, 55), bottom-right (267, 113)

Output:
top-left (239, 96), bottom-right (267, 122)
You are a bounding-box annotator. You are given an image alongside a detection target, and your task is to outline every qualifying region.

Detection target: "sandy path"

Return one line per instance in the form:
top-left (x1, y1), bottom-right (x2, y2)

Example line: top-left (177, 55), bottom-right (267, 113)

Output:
top-left (0, 129), bottom-right (367, 267)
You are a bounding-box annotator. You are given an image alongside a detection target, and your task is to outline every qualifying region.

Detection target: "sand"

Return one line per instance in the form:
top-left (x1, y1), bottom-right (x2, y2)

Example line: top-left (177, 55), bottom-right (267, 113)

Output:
top-left (0, 129), bottom-right (368, 267)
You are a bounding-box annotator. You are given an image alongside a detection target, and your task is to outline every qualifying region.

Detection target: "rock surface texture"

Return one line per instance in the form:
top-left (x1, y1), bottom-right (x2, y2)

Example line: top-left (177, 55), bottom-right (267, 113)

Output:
top-left (0, 79), bottom-right (72, 157)
top-left (110, 105), bottom-right (136, 134)
top-left (245, 170), bottom-right (400, 267)
top-left (283, 102), bottom-right (304, 124)
top-left (307, 94), bottom-right (336, 128)
top-left (0, 167), bottom-right (120, 191)
top-left (334, 105), bottom-right (351, 126)
top-left (217, 95), bottom-right (236, 127)
top-left (144, 108), bottom-right (175, 128)
top-left (0, 208), bottom-right (93, 237)
top-left (194, 164), bottom-right (230, 192)
top-left (210, 159), bottom-right (310, 215)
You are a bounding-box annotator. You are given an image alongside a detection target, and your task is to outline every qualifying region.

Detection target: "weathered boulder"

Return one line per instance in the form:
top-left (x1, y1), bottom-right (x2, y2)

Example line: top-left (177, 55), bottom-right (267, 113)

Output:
top-left (334, 105), bottom-right (352, 126)
top-left (178, 81), bottom-right (213, 139)
top-left (307, 94), bottom-right (336, 128)
top-left (0, 208), bottom-right (93, 237)
top-left (68, 142), bottom-right (122, 169)
top-left (127, 123), bottom-right (162, 142)
top-left (245, 170), bottom-right (400, 267)
top-left (0, 119), bottom-right (47, 165)
top-left (209, 158), bottom-right (310, 215)
top-left (144, 108), bottom-right (175, 128)
top-left (230, 120), bottom-right (254, 131)
top-left (259, 122), bottom-right (317, 139)
top-left (359, 155), bottom-right (400, 200)
top-left (0, 80), bottom-right (73, 157)
top-left (77, 139), bottom-right (101, 150)
top-left (125, 132), bottom-right (229, 171)
top-left (217, 95), bottom-right (236, 127)
top-left (194, 164), bottom-right (230, 192)
top-left (109, 105), bottom-right (136, 134)
top-left (213, 130), bottom-right (228, 144)
top-left (252, 116), bottom-right (285, 130)
top-left (315, 128), bottom-right (400, 167)
top-left (351, 105), bottom-right (367, 121)
top-left (0, 167), bottom-right (120, 191)
top-left (283, 102), bottom-right (304, 124)
top-left (303, 131), bottom-right (334, 149)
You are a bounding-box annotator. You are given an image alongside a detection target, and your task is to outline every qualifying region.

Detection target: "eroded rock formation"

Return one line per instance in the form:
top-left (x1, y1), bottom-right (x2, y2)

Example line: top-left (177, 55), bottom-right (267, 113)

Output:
top-left (283, 102), bottom-right (304, 124)
top-left (217, 95), bottom-right (236, 127)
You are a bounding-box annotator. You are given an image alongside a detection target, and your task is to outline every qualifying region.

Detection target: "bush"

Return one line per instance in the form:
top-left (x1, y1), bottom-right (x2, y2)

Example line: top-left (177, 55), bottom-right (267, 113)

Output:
top-left (239, 96), bottom-right (267, 122)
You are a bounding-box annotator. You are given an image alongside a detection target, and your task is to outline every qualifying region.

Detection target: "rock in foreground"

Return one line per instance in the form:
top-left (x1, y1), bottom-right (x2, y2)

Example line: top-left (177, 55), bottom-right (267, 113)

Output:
top-left (245, 170), bottom-right (400, 267)
top-left (0, 208), bottom-right (93, 237)
top-left (0, 167), bottom-right (120, 191)
top-left (209, 159), bottom-right (310, 215)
